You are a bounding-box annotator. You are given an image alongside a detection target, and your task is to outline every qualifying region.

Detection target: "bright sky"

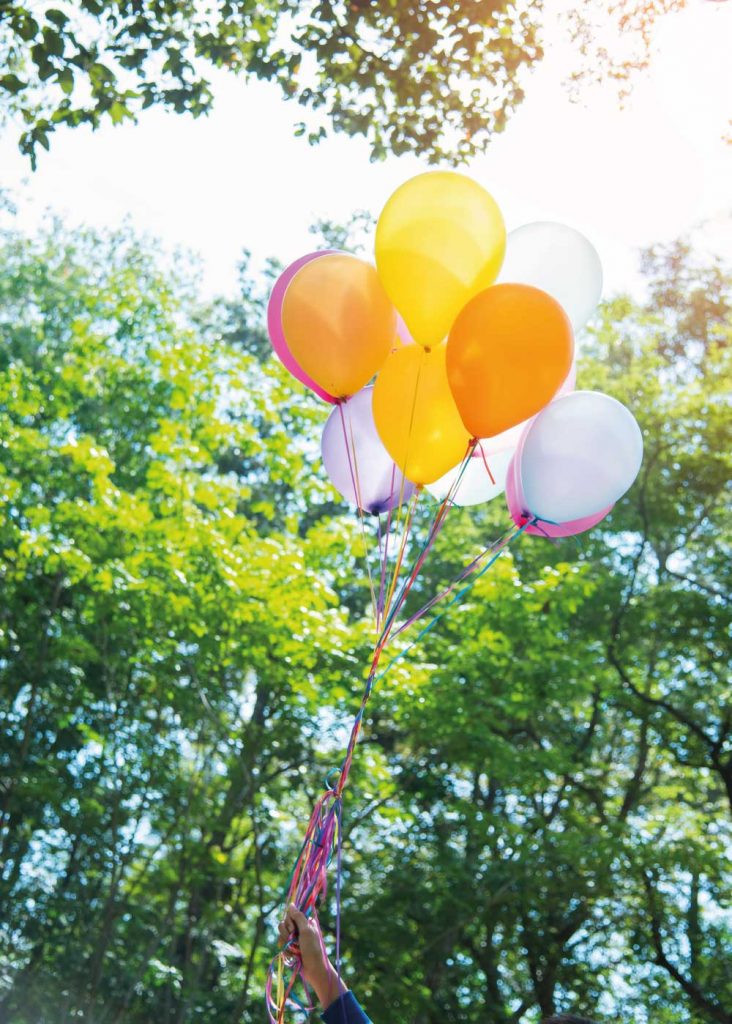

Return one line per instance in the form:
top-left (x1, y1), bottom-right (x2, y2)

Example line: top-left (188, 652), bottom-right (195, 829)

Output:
top-left (1, 0), bottom-right (730, 299)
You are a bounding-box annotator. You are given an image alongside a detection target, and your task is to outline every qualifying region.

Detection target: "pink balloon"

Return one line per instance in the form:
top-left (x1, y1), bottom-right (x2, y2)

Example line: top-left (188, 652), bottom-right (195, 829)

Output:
top-left (505, 425), bottom-right (611, 538)
top-left (267, 251), bottom-right (339, 404)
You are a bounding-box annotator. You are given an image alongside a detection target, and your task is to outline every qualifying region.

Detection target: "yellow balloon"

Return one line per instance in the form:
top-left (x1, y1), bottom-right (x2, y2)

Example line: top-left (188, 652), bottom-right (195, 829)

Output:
top-left (375, 171), bottom-right (506, 349)
top-left (373, 343), bottom-right (471, 486)
top-left (282, 254), bottom-right (396, 399)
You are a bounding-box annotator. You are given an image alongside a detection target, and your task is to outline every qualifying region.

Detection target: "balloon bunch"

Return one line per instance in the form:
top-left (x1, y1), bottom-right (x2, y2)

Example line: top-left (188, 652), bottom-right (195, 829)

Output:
top-left (265, 172), bottom-right (643, 1021)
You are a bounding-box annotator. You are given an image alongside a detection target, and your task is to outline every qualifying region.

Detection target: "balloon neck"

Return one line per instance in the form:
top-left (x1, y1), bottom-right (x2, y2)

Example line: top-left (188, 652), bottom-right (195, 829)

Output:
top-left (530, 513), bottom-right (559, 526)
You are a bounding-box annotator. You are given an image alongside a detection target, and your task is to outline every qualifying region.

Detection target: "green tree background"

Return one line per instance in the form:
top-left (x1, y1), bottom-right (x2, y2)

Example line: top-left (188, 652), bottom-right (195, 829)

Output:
top-left (0, 200), bottom-right (729, 1023)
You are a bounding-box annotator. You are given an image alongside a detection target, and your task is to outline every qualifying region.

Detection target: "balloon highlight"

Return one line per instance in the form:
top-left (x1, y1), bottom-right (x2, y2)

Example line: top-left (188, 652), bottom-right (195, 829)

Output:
top-left (375, 171), bottom-right (506, 349)
top-left (282, 254), bottom-right (396, 399)
top-left (373, 343), bottom-right (471, 485)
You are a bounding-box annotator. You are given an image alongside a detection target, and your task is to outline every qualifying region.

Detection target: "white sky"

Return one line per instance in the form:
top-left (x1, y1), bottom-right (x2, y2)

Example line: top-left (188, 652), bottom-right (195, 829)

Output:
top-left (1, 0), bottom-right (730, 298)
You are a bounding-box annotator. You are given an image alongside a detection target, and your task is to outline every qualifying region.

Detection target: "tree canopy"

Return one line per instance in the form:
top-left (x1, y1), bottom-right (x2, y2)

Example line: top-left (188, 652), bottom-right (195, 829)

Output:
top-left (0, 0), bottom-right (704, 167)
top-left (0, 204), bottom-right (730, 1023)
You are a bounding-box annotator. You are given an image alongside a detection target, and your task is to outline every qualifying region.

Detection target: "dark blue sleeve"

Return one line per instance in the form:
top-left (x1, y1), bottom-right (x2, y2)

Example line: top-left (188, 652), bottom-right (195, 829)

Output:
top-left (321, 990), bottom-right (371, 1024)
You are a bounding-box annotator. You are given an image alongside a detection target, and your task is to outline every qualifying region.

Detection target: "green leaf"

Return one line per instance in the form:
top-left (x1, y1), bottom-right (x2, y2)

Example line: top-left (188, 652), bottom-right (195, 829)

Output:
top-left (57, 67), bottom-right (73, 94)
top-left (46, 9), bottom-right (69, 28)
top-left (0, 74), bottom-right (27, 95)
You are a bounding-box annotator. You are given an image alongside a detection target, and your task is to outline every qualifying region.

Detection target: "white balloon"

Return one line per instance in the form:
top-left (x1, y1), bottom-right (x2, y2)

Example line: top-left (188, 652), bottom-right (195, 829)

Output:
top-left (427, 448), bottom-right (513, 507)
top-left (519, 391), bottom-right (643, 523)
top-left (499, 222), bottom-right (603, 333)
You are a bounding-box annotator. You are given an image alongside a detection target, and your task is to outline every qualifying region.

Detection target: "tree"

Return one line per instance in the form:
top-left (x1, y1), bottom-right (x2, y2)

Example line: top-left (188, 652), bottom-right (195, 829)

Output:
top-left (0, 212), bottom-right (372, 1022)
top-left (0, 0), bottom-right (713, 168)
top-left (336, 242), bottom-right (731, 1023)
top-left (0, 203), bottom-right (729, 1022)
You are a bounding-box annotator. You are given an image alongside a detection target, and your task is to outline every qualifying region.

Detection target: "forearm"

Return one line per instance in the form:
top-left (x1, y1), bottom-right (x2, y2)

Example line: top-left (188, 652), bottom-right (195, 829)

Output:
top-left (310, 961), bottom-right (348, 1010)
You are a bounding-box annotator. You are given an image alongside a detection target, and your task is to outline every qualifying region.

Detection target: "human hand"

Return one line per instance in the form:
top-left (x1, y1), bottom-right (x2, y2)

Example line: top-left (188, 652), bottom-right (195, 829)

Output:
top-left (277, 903), bottom-right (346, 1009)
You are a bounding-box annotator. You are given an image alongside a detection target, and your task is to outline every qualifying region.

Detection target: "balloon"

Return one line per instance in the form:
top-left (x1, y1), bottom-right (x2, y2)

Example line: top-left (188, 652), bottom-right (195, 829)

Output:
top-left (321, 387), bottom-right (416, 515)
top-left (282, 254), bottom-right (396, 399)
top-left (446, 283), bottom-right (574, 439)
top-left (373, 343), bottom-right (471, 486)
top-left (427, 446), bottom-right (513, 507)
top-left (375, 171), bottom-right (506, 349)
top-left (267, 251), bottom-right (339, 403)
top-left (428, 354), bottom-right (576, 508)
top-left (498, 222), bottom-right (603, 333)
top-left (518, 390), bottom-right (643, 523)
top-left (479, 356), bottom-right (577, 456)
top-left (395, 313), bottom-right (415, 348)
top-left (560, 356), bottom-right (577, 396)
top-left (505, 448), bottom-right (611, 538)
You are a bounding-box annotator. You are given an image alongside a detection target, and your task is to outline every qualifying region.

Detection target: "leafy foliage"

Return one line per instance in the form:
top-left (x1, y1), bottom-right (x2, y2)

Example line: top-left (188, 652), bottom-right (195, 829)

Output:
top-left (0, 0), bottom-right (703, 168)
top-left (0, 209), bottom-right (730, 1023)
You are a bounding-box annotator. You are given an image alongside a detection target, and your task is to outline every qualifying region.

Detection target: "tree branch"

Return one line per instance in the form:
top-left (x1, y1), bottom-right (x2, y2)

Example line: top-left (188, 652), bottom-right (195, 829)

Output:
top-left (642, 871), bottom-right (732, 1024)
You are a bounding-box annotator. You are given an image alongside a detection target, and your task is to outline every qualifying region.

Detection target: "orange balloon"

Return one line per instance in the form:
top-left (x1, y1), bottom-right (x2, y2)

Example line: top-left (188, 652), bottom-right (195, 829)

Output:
top-left (373, 343), bottom-right (471, 486)
top-left (282, 254), bottom-right (396, 398)
top-left (446, 284), bottom-right (574, 438)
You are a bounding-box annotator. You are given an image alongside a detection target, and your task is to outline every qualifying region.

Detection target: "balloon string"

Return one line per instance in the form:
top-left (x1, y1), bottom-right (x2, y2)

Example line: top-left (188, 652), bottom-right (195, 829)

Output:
top-left (266, 474), bottom-right (526, 1023)
top-left (380, 483), bottom-right (446, 637)
top-left (400, 354), bottom-right (423, 494)
top-left (376, 467), bottom-right (396, 628)
top-left (347, 409), bottom-right (382, 628)
top-left (335, 795), bottom-right (343, 991)
top-left (372, 518), bottom-right (533, 685)
top-left (390, 520), bottom-right (517, 641)
top-left (337, 402), bottom-right (378, 626)
top-left (378, 347), bottom-right (424, 614)
top-left (379, 443), bottom-right (473, 644)
top-left (474, 438), bottom-right (496, 486)
top-left (379, 349), bottom-right (477, 637)
top-left (388, 448), bottom-right (409, 559)
top-left (376, 514), bottom-right (384, 632)
top-left (334, 464), bottom-right (468, 806)
top-left (293, 458), bottom-right (492, 902)
top-left (346, 407), bottom-right (367, 520)
top-left (381, 486), bottom-right (420, 629)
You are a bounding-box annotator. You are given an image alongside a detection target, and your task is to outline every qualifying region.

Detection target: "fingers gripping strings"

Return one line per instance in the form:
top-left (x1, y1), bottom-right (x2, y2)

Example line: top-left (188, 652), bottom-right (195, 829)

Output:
top-left (266, 787), bottom-right (342, 1022)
